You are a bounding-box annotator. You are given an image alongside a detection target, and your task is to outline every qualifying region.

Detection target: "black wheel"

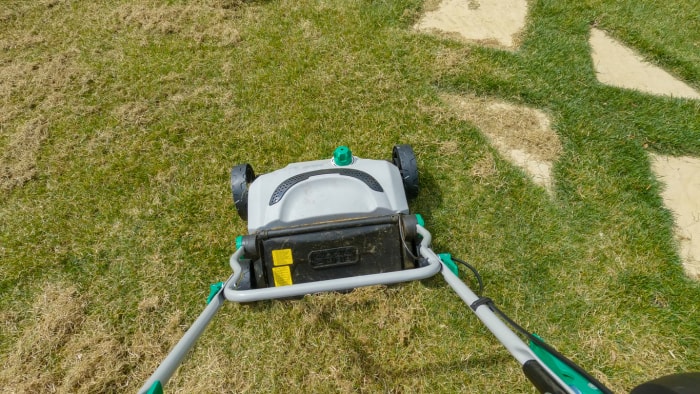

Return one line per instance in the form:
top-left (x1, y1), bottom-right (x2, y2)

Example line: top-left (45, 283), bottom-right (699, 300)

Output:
top-left (392, 144), bottom-right (419, 200)
top-left (231, 163), bottom-right (255, 220)
top-left (631, 372), bottom-right (700, 394)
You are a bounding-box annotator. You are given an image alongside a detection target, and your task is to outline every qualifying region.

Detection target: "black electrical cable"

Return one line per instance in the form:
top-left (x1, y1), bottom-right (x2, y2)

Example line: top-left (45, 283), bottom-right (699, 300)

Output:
top-left (451, 256), bottom-right (484, 296)
top-left (398, 221), bottom-right (419, 261)
top-left (451, 256), bottom-right (614, 394)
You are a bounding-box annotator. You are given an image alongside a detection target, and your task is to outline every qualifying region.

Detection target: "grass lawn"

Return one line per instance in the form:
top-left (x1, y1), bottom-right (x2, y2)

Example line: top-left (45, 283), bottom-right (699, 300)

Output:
top-left (1, 0), bottom-right (699, 392)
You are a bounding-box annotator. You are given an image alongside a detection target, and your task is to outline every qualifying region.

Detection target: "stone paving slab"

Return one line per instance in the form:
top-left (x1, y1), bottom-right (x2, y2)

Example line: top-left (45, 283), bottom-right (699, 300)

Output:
top-left (589, 28), bottom-right (700, 100)
top-left (417, 0), bottom-right (700, 278)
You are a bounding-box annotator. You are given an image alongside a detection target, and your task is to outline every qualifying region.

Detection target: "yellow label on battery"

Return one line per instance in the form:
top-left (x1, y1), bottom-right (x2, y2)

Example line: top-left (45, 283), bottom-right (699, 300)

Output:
top-left (272, 249), bottom-right (293, 266)
top-left (272, 266), bottom-right (293, 287)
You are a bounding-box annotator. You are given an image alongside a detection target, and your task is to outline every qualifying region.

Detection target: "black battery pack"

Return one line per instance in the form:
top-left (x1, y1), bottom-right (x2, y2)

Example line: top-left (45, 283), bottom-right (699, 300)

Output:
top-left (248, 215), bottom-right (418, 288)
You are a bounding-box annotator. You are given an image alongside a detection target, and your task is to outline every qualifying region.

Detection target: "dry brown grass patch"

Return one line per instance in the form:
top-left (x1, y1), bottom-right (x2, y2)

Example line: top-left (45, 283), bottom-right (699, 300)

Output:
top-left (0, 29), bottom-right (45, 51)
top-left (433, 46), bottom-right (473, 76)
top-left (441, 94), bottom-right (560, 162)
top-left (111, 100), bottom-right (154, 127)
top-left (163, 285), bottom-right (435, 393)
top-left (0, 283), bottom-right (184, 393)
top-left (441, 93), bottom-right (562, 193)
top-left (0, 117), bottom-right (48, 192)
top-left (58, 320), bottom-right (129, 394)
top-left (0, 283), bottom-right (86, 392)
top-left (470, 150), bottom-right (499, 180)
top-left (129, 303), bottom-right (189, 388)
top-left (114, 3), bottom-right (242, 47)
top-left (437, 140), bottom-right (461, 155)
top-left (0, 47), bottom-right (91, 131)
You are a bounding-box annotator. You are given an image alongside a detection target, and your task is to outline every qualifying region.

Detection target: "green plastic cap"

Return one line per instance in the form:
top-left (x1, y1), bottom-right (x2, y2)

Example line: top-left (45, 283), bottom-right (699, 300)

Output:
top-left (146, 381), bottom-right (163, 394)
top-left (333, 146), bottom-right (353, 166)
top-left (207, 282), bottom-right (224, 304)
top-left (438, 253), bottom-right (459, 277)
top-left (415, 214), bottom-right (425, 227)
top-left (235, 235), bottom-right (244, 250)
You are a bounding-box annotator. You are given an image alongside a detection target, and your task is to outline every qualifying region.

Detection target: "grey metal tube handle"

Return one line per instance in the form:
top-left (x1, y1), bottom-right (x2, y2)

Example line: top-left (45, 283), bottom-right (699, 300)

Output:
top-left (138, 273), bottom-right (234, 394)
top-left (416, 225), bottom-right (575, 394)
top-left (139, 236), bottom-right (441, 393)
top-left (141, 225), bottom-right (565, 394)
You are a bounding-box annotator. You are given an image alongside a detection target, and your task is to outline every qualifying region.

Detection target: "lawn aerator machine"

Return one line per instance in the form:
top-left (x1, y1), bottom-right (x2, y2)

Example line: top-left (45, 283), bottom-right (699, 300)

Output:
top-left (140, 145), bottom-right (699, 394)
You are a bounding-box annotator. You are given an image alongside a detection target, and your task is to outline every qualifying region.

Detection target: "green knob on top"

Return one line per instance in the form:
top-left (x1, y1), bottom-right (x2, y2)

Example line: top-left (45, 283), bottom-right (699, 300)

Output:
top-left (333, 146), bottom-right (353, 166)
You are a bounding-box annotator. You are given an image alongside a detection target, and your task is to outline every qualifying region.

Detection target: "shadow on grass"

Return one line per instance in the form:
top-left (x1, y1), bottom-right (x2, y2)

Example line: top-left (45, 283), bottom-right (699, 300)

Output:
top-left (411, 169), bottom-right (445, 227)
top-left (307, 305), bottom-right (513, 386)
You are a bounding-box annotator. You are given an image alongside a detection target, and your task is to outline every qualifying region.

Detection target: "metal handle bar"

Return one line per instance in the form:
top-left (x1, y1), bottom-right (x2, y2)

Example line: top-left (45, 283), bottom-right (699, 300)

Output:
top-left (417, 225), bottom-right (576, 394)
top-left (223, 248), bottom-right (441, 303)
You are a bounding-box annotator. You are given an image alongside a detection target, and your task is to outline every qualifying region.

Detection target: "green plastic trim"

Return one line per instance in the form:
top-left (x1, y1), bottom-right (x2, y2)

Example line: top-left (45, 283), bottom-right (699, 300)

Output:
top-left (333, 146), bottom-right (353, 166)
top-left (529, 334), bottom-right (603, 394)
top-left (438, 253), bottom-right (459, 276)
top-left (415, 213), bottom-right (425, 227)
top-left (235, 235), bottom-right (244, 250)
top-left (146, 380), bottom-right (163, 394)
top-left (207, 282), bottom-right (224, 304)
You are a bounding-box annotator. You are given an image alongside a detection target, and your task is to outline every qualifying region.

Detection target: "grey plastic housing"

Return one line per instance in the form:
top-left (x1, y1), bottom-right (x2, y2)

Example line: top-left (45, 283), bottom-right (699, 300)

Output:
top-left (246, 157), bottom-right (409, 233)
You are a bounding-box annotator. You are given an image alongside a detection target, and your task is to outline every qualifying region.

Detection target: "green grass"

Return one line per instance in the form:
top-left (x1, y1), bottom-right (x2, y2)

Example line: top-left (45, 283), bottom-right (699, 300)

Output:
top-left (1, 0), bottom-right (699, 392)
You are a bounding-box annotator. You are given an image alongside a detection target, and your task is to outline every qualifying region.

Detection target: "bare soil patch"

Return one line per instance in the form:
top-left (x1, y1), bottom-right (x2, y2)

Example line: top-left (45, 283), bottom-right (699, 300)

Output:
top-left (589, 28), bottom-right (700, 100)
top-left (441, 93), bottom-right (561, 194)
top-left (650, 154), bottom-right (700, 279)
top-left (415, 0), bottom-right (528, 49)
